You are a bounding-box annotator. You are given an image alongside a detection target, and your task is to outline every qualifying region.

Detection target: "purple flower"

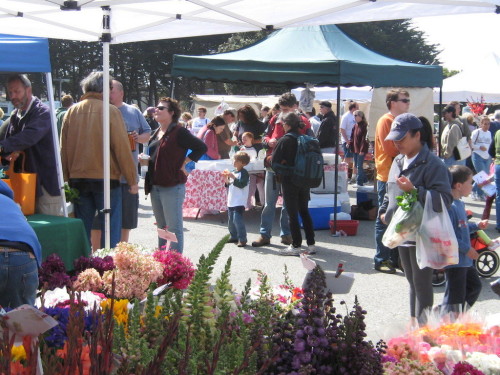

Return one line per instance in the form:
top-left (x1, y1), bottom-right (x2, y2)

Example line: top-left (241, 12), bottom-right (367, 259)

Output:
top-left (298, 350), bottom-right (312, 364)
top-left (303, 325), bottom-right (314, 335)
top-left (294, 339), bottom-right (306, 352)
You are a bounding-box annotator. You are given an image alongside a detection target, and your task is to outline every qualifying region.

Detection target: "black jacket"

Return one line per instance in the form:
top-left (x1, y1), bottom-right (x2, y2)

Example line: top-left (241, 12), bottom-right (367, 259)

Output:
top-left (316, 110), bottom-right (337, 148)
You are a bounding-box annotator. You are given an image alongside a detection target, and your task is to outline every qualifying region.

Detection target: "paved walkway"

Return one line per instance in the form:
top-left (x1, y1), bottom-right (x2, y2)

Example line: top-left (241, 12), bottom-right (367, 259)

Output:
top-left (130, 182), bottom-right (500, 342)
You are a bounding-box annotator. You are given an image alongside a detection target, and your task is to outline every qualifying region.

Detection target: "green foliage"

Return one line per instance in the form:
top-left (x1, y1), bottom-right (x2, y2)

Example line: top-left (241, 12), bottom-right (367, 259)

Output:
top-left (63, 183), bottom-right (79, 204)
top-left (443, 67), bottom-right (461, 78)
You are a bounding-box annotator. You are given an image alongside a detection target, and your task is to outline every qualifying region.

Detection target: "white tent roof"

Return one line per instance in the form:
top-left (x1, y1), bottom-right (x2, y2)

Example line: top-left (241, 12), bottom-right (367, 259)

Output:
top-left (434, 52), bottom-right (500, 103)
top-left (0, 1), bottom-right (497, 44)
top-left (292, 86), bottom-right (374, 101)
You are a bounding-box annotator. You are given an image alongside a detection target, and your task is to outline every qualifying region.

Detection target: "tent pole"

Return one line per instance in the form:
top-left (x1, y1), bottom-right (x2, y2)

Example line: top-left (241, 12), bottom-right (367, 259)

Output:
top-left (332, 85), bottom-right (341, 236)
top-left (438, 86), bottom-right (443, 158)
top-left (102, 6), bottom-right (111, 249)
top-left (46, 72), bottom-right (67, 217)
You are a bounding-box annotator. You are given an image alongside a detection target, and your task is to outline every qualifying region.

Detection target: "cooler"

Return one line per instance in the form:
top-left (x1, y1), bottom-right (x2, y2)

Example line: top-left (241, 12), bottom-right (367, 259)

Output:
top-left (299, 194), bottom-right (342, 230)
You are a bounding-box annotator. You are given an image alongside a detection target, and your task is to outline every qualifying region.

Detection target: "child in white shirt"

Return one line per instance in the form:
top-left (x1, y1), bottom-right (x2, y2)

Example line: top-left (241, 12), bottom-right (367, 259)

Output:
top-left (222, 152), bottom-right (251, 247)
top-left (240, 132), bottom-right (265, 209)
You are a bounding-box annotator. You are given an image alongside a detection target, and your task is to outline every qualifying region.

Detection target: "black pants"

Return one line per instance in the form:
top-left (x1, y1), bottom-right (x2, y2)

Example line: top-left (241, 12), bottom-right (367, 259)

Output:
top-left (443, 266), bottom-right (482, 313)
top-left (281, 182), bottom-right (315, 247)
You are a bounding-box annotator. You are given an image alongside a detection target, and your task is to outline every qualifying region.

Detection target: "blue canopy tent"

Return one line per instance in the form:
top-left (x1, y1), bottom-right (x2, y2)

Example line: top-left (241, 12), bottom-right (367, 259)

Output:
top-left (0, 34), bottom-right (66, 216)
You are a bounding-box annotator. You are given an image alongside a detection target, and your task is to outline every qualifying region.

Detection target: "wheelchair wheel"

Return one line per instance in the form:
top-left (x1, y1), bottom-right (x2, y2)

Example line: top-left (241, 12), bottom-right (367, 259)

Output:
top-left (474, 250), bottom-right (500, 278)
top-left (432, 269), bottom-right (446, 287)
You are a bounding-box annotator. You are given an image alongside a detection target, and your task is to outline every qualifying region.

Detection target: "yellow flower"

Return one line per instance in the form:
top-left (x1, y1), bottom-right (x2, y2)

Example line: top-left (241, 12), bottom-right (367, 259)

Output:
top-left (101, 298), bottom-right (129, 328)
top-left (11, 345), bottom-right (26, 362)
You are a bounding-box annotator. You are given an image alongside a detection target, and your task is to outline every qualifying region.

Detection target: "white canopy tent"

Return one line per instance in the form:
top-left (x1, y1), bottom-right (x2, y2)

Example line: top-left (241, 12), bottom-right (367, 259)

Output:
top-left (433, 51), bottom-right (500, 103)
top-left (0, 0), bottom-right (497, 247)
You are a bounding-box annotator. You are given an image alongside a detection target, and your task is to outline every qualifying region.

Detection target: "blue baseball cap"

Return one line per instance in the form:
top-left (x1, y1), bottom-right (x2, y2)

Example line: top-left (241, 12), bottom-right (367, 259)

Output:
top-left (385, 113), bottom-right (422, 141)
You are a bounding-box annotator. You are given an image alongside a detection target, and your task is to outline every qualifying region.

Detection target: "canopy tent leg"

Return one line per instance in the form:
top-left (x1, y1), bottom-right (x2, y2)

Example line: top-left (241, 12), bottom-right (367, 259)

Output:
top-left (438, 86), bottom-right (443, 157)
top-left (332, 85), bottom-right (341, 237)
top-left (102, 6), bottom-right (112, 249)
top-left (46, 72), bottom-right (67, 217)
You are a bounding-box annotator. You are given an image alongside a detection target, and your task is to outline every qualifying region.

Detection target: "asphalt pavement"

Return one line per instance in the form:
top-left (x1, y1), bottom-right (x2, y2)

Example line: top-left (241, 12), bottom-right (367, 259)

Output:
top-left (130, 180), bottom-right (500, 342)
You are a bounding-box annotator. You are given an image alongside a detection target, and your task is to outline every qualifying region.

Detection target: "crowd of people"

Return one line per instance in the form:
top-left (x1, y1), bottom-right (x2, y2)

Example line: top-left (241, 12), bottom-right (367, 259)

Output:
top-left (1, 72), bottom-right (500, 322)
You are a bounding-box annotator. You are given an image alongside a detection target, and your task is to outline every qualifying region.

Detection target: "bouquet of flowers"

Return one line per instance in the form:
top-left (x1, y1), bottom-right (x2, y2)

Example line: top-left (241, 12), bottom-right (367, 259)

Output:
top-left (467, 96), bottom-right (487, 116)
top-left (385, 313), bottom-right (500, 374)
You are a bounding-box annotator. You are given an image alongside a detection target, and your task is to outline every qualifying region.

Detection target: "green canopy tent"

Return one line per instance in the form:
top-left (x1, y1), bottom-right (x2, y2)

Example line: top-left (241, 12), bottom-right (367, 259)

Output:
top-left (172, 25), bottom-right (442, 87)
top-left (172, 24), bottom-right (443, 233)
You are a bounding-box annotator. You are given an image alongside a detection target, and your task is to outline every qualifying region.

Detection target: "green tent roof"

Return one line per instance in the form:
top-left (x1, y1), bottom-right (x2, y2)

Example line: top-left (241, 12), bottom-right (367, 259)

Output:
top-left (172, 25), bottom-right (442, 88)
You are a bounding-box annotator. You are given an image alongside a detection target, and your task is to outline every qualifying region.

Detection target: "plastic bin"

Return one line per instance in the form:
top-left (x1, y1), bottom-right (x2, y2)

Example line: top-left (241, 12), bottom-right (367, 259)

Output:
top-left (329, 220), bottom-right (359, 236)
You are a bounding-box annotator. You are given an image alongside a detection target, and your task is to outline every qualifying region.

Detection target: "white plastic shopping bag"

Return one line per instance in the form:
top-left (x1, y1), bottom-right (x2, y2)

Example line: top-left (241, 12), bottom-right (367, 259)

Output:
top-left (416, 191), bottom-right (458, 269)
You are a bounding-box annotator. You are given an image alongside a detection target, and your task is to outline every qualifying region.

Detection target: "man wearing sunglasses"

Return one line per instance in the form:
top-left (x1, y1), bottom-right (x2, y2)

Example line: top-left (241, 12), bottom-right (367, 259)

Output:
top-left (374, 88), bottom-right (410, 274)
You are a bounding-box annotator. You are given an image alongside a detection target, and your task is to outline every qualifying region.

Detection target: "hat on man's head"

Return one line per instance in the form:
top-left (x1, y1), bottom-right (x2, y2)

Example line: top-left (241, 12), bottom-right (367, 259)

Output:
top-left (146, 107), bottom-right (156, 115)
top-left (385, 113), bottom-right (422, 141)
top-left (319, 101), bottom-right (332, 108)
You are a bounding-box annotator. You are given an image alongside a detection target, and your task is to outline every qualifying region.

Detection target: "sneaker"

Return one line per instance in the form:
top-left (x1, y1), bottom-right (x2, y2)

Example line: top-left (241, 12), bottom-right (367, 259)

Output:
top-left (251, 236), bottom-right (271, 247)
top-left (471, 193), bottom-right (479, 201)
top-left (304, 245), bottom-right (317, 255)
top-left (374, 261), bottom-right (396, 274)
top-left (281, 234), bottom-right (293, 245)
top-left (279, 245), bottom-right (301, 256)
top-left (227, 238), bottom-right (238, 244)
top-left (237, 241), bottom-right (247, 247)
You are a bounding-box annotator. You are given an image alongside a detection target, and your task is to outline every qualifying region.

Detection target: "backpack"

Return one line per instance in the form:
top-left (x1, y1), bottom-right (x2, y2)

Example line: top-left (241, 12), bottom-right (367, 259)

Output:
top-left (273, 133), bottom-right (324, 188)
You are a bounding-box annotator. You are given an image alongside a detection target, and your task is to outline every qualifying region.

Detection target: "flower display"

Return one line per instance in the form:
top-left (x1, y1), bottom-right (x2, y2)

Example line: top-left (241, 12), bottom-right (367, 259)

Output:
top-left (152, 249), bottom-right (195, 289)
top-left (73, 268), bottom-right (103, 292)
top-left (38, 254), bottom-right (71, 289)
top-left (36, 286), bottom-right (105, 311)
top-left (73, 255), bottom-right (114, 276)
top-left (386, 314), bottom-right (500, 374)
top-left (100, 298), bottom-right (130, 328)
top-left (101, 242), bottom-right (164, 299)
top-left (467, 96), bottom-right (487, 116)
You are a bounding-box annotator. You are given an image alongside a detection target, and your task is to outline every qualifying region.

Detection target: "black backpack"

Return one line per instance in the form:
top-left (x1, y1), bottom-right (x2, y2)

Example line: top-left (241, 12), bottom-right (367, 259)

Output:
top-left (274, 133), bottom-right (324, 188)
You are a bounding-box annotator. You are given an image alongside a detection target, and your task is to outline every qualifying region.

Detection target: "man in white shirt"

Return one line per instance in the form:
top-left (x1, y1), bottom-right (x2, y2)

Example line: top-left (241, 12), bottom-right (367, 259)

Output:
top-left (191, 106), bottom-right (211, 136)
top-left (340, 101), bottom-right (359, 182)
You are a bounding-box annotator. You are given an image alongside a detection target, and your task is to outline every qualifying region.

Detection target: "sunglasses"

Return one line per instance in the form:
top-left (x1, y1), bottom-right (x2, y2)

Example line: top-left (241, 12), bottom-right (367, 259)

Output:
top-left (156, 106), bottom-right (168, 111)
top-left (396, 98), bottom-right (411, 103)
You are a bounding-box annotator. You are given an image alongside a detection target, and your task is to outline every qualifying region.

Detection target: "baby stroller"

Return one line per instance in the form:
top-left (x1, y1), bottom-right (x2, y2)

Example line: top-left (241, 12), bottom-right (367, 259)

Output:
top-left (433, 229), bottom-right (500, 287)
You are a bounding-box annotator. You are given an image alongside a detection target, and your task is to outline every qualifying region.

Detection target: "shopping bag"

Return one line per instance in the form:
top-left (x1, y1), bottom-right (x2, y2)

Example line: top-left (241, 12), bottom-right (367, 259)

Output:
top-left (382, 202), bottom-right (423, 248)
top-left (5, 152), bottom-right (37, 215)
top-left (416, 191), bottom-right (458, 269)
top-left (456, 136), bottom-right (472, 161)
top-left (382, 190), bottom-right (423, 249)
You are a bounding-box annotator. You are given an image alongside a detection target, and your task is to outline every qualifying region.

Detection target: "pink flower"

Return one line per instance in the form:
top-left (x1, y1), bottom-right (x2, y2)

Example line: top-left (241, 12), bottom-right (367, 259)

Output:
top-left (153, 249), bottom-right (196, 290)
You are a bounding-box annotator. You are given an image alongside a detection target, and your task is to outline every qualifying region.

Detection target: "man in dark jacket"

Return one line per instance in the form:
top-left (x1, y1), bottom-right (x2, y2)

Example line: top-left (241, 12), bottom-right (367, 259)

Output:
top-left (317, 101), bottom-right (338, 153)
top-left (0, 74), bottom-right (62, 215)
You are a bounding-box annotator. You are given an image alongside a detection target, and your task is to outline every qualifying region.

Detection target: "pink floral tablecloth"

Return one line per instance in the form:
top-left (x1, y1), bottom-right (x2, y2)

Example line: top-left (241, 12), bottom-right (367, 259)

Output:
top-left (183, 169), bottom-right (227, 218)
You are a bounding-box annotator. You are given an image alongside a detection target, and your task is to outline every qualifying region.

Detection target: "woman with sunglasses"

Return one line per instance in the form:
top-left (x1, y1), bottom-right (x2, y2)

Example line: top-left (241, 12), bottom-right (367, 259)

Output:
top-left (145, 97), bottom-right (207, 253)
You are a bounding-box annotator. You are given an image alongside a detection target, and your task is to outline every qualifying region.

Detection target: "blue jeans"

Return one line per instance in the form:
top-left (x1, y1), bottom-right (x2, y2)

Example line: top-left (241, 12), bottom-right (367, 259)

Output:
top-left (259, 170), bottom-right (290, 239)
top-left (471, 153), bottom-right (491, 197)
top-left (442, 155), bottom-right (466, 167)
top-left (228, 206), bottom-right (247, 242)
top-left (495, 165), bottom-right (500, 230)
top-left (150, 184), bottom-right (185, 253)
top-left (353, 153), bottom-right (367, 185)
top-left (75, 185), bottom-right (122, 249)
top-left (0, 251), bottom-right (38, 308)
top-left (374, 180), bottom-right (398, 267)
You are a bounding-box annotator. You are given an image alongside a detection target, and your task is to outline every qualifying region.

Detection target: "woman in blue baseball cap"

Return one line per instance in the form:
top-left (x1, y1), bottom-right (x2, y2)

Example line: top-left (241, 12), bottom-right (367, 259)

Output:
top-left (379, 113), bottom-right (453, 325)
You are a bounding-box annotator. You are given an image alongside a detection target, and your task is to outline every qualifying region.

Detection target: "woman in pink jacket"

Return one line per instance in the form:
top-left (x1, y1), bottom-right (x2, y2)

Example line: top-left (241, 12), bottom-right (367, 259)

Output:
top-left (197, 115), bottom-right (226, 160)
